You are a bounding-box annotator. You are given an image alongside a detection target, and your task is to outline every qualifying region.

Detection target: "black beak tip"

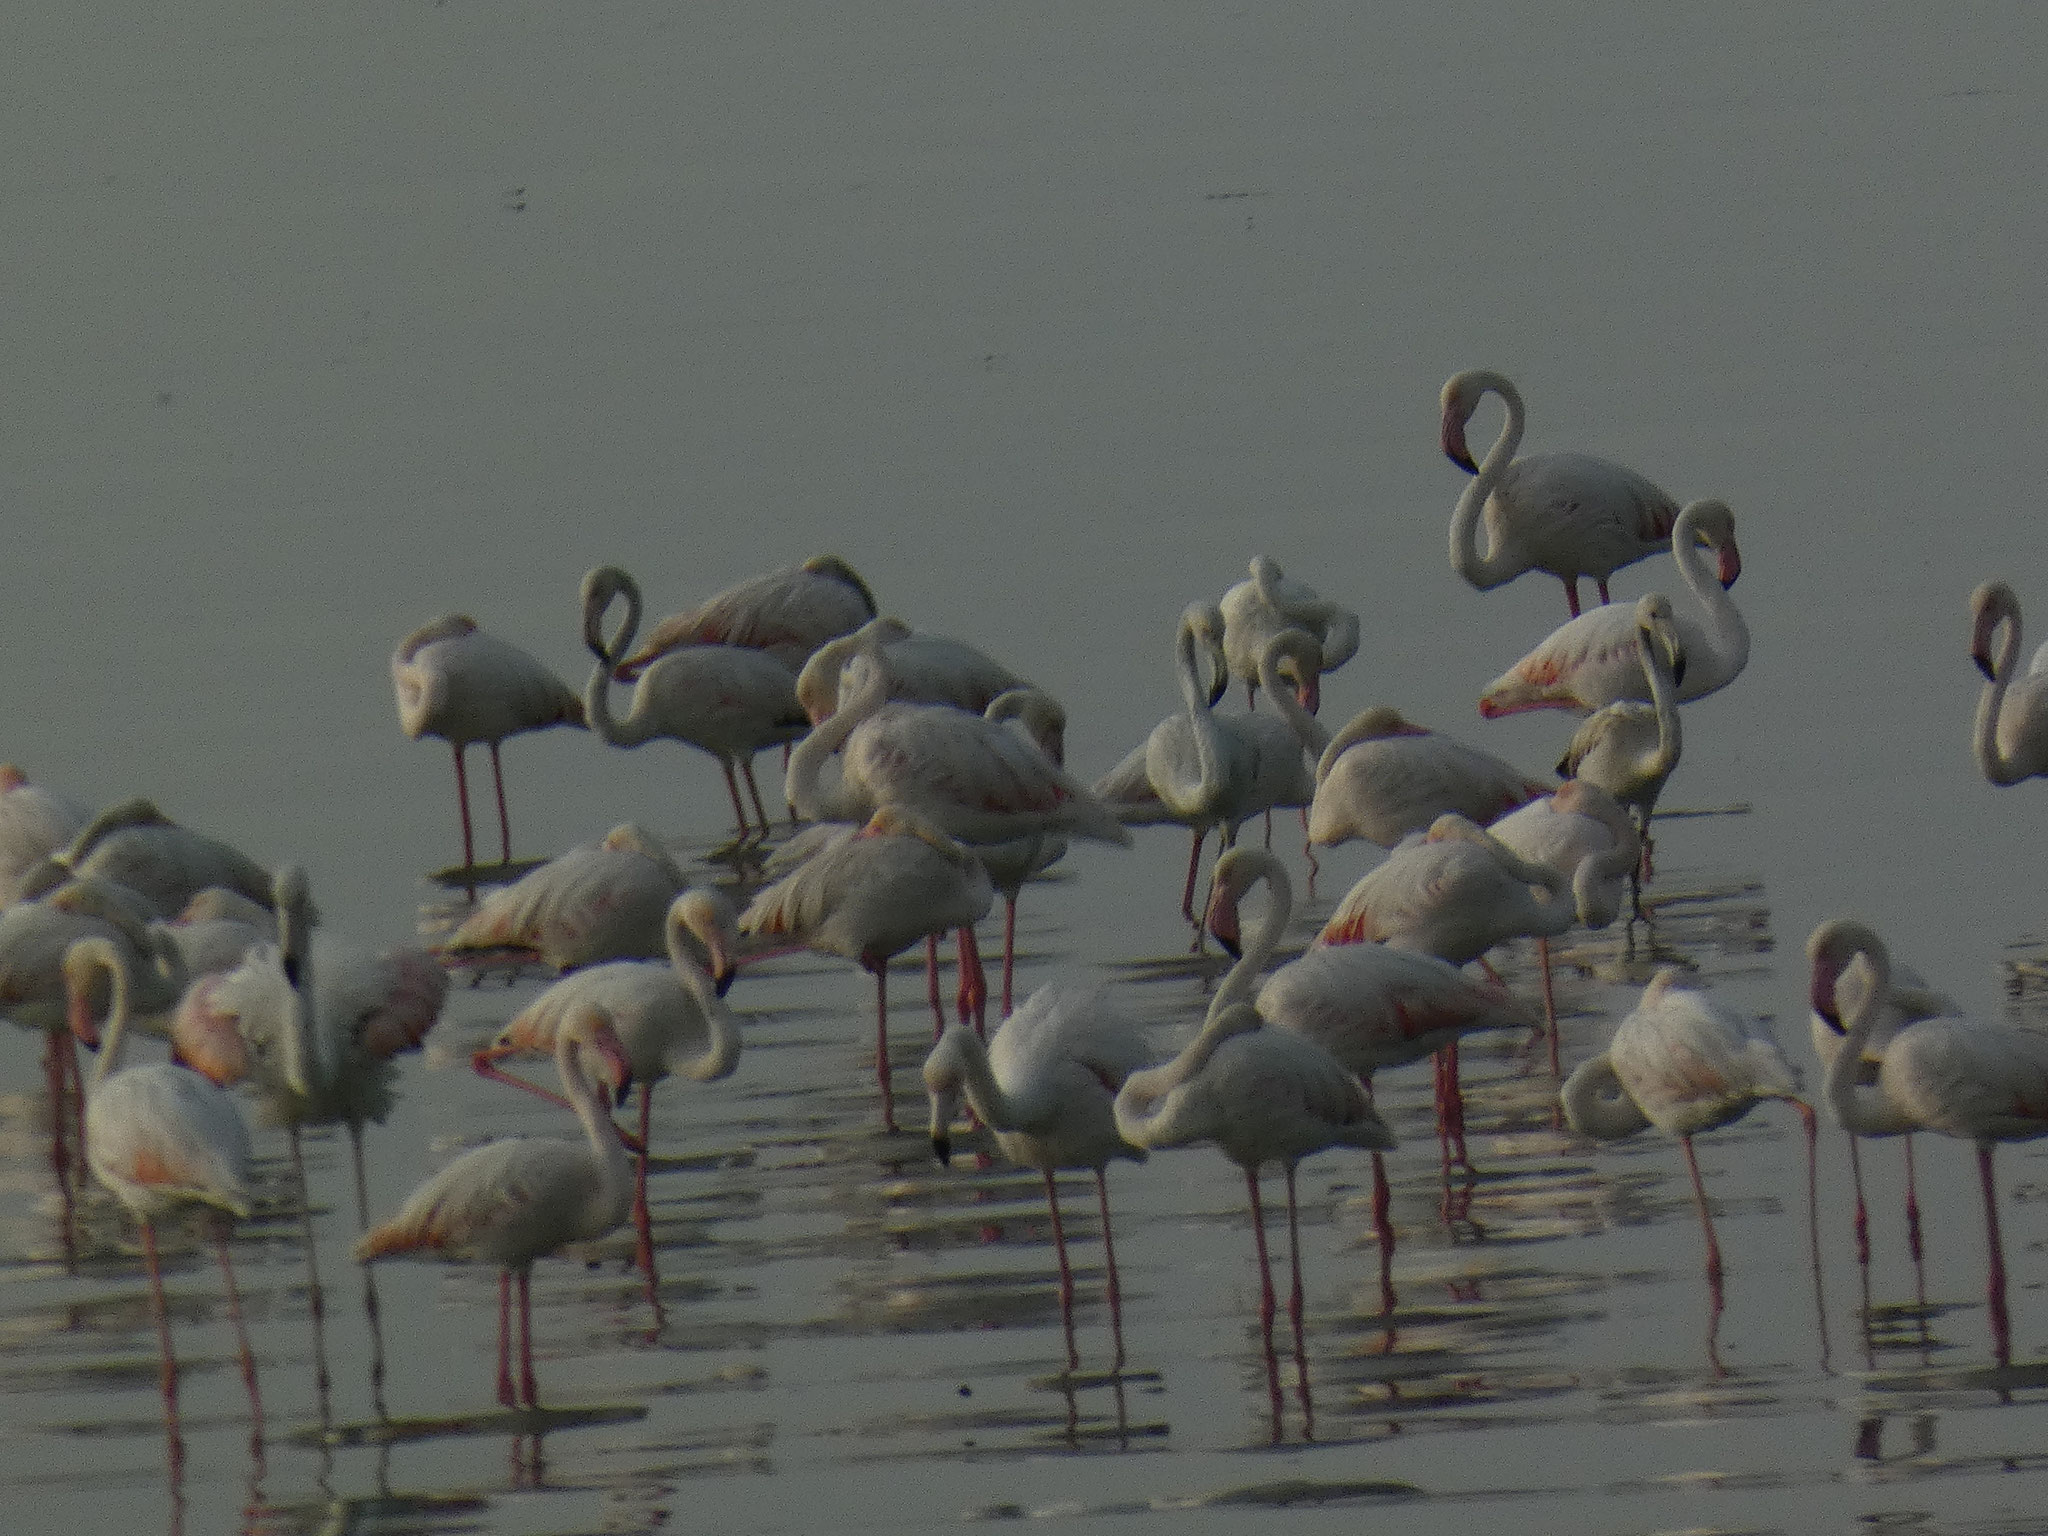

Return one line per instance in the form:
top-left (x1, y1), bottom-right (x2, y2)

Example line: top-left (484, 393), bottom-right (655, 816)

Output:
top-left (932, 1135), bottom-right (952, 1166)
top-left (714, 966), bottom-right (737, 998)
top-left (616, 1080), bottom-right (632, 1108)
top-left (1671, 658), bottom-right (1688, 688)
top-left (1214, 933), bottom-right (1243, 961)
top-left (1976, 654), bottom-right (1997, 682)
top-left (1553, 755), bottom-right (1571, 780)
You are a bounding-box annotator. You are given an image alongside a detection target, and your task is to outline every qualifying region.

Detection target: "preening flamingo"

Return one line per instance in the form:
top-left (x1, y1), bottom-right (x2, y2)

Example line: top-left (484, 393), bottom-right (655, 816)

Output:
top-left (1808, 918), bottom-right (2048, 1365)
top-left (357, 1007), bottom-right (636, 1410)
top-left (1968, 580), bottom-right (2048, 786)
top-left (1307, 706), bottom-right (1547, 850)
top-left (441, 823), bottom-right (687, 974)
top-left (1554, 593), bottom-right (1686, 883)
top-left (739, 806), bottom-right (994, 1131)
top-left (1219, 556), bottom-right (1359, 708)
top-left (26, 798), bottom-right (273, 916)
top-left (392, 613), bottom-right (585, 871)
top-left (1478, 499), bottom-right (1746, 717)
top-left (923, 977), bottom-right (1153, 1368)
top-left (0, 765), bottom-right (87, 906)
top-left (613, 554), bottom-right (877, 679)
top-left (1440, 367), bottom-right (1679, 617)
top-left (153, 887), bottom-right (276, 981)
top-left (474, 889), bottom-right (742, 1294)
top-left (796, 617), bottom-right (1023, 725)
top-left (582, 566), bottom-right (811, 840)
top-left (67, 936), bottom-right (261, 1445)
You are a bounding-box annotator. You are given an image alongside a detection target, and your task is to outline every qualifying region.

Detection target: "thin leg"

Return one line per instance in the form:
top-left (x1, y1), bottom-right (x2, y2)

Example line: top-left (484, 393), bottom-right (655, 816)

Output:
top-left (487, 741), bottom-right (512, 864)
top-left (288, 1129), bottom-right (332, 1417)
top-left (1536, 936), bottom-right (1561, 1082)
top-left (1595, 576), bottom-right (1612, 606)
top-left (1045, 1170), bottom-right (1078, 1373)
top-left (925, 936), bottom-right (945, 1038)
top-left (1284, 1164), bottom-right (1313, 1434)
top-left (1096, 1171), bottom-right (1126, 1371)
top-left (66, 1029), bottom-right (88, 1170)
top-left (718, 761), bottom-right (752, 839)
top-left (1300, 808), bottom-right (1318, 890)
top-left (1263, 810), bottom-right (1273, 849)
top-left (1847, 1131), bottom-right (1870, 1267)
top-left (1562, 577), bottom-right (1582, 618)
top-left (1180, 828), bottom-right (1206, 925)
top-left (45, 1035), bottom-right (76, 1271)
top-left (1903, 1134), bottom-right (1924, 1265)
top-left (1442, 1041), bottom-right (1470, 1174)
top-left (956, 926), bottom-right (987, 1034)
top-left (1245, 1170), bottom-right (1276, 1342)
top-left (1001, 895), bottom-right (1018, 1021)
top-left (871, 965), bottom-right (896, 1133)
top-left (517, 1266), bottom-right (539, 1408)
top-left (496, 1270), bottom-right (517, 1408)
top-left (1795, 1103), bottom-right (1828, 1372)
top-left (141, 1220), bottom-right (185, 1474)
top-left (1680, 1135), bottom-right (1724, 1287)
top-left (348, 1126), bottom-right (389, 1416)
top-left (451, 744), bottom-right (477, 871)
top-left (634, 1085), bottom-right (665, 1326)
top-left (1979, 1143), bottom-right (2011, 1369)
top-left (740, 757), bottom-right (771, 837)
top-left (213, 1219), bottom-right (265, 1440)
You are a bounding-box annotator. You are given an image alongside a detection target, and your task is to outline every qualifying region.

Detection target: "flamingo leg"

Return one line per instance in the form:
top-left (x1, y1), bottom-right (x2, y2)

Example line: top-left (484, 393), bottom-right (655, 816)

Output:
top-left (44, 1034), bottom-right (76, 1271)
top-left (634, 1084), bottom-right (665, 1326)
top-left (1299, 808), bottom-right (1318, 889)
top-left (956, 926), bottom-right (987, 1034)
top-left (450, 744), bottom-right (478, 871)
top-left (1180, 828), bottom-right (1207, 925)
top-left (348, 1125), bottom-right (390, 1417)
top-left (1263, 810), bottom-right (1273, 849)
top-left (495, 1269), bottom-right (517, 1408)
top-left (140, 1219), bottom-right (184, 1471)
top-left (288, 1128), bottom-right (332, 1416)
top-left (1795, 1102), bottom-right (1829, 1371)
top-left (718, 761), bottom-right (752, 839)
top-left (472, 1047), bottom-right (579, 1114)
top-left (1245, 1169), bottom-right (1276, 1342)
top-left (1096, 1170), bottom-right (1126, 1371)
top-left (1595, 576), bottom-right (1613, 607)
top-left (1044, 1169), bottom-right (1079, 1373)
top-left (1562, 577), bottom-right (1583, 618)
top-left (1847, 1132), bottom-right (1871, 1268)
top-left (1536, 935), bottom-right (1561, 1082)
top-left (1001, 894), bottom-right (1018, 1021)
top-left (1284, 1164), bottom-right (1307, 1346)
top-left (1680, 1135), bottom-right (1724, 1288)
top-left (1442, 1041), bottom-right (1470, 1174)
top-left (871, 963), bottom-right (896, 1133)
top-left (487, 741), bottom-right (514, 864)
top-left (66, 1027), bottom-right (88, 1170)
top-left (212, 1217), bottom-right (264, 1441)
top-left (740, 757), bottom-right (772, 837)
top-left (924, 936), bottom-right (945, 1038)
top-left (1903, 1134), bottom-right (1924, 1265)
top-left (517, 1266), bottom-right (539, 1408)
top-left (1978, 1143), bottom-right (2012, 1368)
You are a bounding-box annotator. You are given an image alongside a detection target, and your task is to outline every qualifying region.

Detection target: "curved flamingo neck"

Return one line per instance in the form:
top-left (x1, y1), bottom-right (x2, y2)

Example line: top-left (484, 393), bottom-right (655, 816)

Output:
top-left (1258, 634), bottom-right (1330, 757)
top-left (1154, 612), bottom-right (1227, 817)
top-left (930, 1026), bottom-right (1030, 1131)
top-left (787, 645), bottom-right (891, 822)
top-left (1213, 852), bottom-right (1292, 1013)
top-left (1670, 504), bottom-right (1749, 679)
top-left (1448, 373), bottom-right (1528, 590)
top-left (582, 570), bottom-right (651, 748)
top-left (1560, 1053), bottom-right (1651, 1139)
top-left (1116, 1002), bottom-right (1262, 1142)
top-left (1814, 924), bottom-right (1918, 1137)
top-left (1639, 623), bottom-right (1683, 778)
top-left (1975, 590), bottom-right (2025, 784)
top-left (667, 911), bottom-right (741, 1082)
top-left (556, 1019), bottom-right (627, 1164)
top-left (76, 940), bottom-right (135, 1093)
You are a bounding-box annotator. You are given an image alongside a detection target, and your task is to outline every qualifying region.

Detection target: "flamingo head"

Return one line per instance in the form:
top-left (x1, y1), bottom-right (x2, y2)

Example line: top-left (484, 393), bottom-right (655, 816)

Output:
top-left (1971, 580), bottom-right (2018, 680)
top-left (65, 974), bottom-right (101, 1050)
top-left (576, 1014), bottom-right (636, 1107)
top-left (1802, 918), bottom-right (1883, 1035)
top-left (672, 888), bottom-right (740, 997)
top-left (1634, 594), bottom-right (1686, 688)
top-left (1438, 380), bottom-right (1480, 472)
top-left (170, 1003), bottom-right (252, 1087)
top-left (1716, 539), bottom-right (1741, 590)
top-left (1204, 882), bottom-right (1244, 959)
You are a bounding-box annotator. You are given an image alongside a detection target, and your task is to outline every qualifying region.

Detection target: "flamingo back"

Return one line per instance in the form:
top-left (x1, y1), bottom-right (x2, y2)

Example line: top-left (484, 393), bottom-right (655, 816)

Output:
top-left (86, 1062), bottom-right (254, 1222)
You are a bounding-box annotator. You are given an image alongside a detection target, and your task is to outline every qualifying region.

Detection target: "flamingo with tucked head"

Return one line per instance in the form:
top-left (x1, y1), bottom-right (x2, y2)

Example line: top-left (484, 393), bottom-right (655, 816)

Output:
top-left (1969, 580), bottom-right (2048, 787)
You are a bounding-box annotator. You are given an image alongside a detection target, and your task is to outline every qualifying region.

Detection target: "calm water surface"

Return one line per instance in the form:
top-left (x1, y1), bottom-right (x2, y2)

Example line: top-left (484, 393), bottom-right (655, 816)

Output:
top-left (7, 3), bottom-right (2048, 1532)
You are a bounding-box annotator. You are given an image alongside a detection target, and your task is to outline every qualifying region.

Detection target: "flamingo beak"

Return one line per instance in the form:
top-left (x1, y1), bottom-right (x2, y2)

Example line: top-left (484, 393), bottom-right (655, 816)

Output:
top-left (1974, 649), bottom-right (1996, 682)
top-left (1554, 751), bottom-right (1572, 780)
top-left (1441, 411), bottom-right (1478, 473)
top-left (1297, 676), bottom-right (1321, 717)
top-left (932, 1132), bottom-right (952, 1166)
top-left (1716, 541), bottom-right (1742, 589)
top-left (1206, 892), bottom-right (1244, 959)
top-left (67, 987), bottom-right (100, 1049)
top-left (1809, 958), bottom-right (1844, 1031)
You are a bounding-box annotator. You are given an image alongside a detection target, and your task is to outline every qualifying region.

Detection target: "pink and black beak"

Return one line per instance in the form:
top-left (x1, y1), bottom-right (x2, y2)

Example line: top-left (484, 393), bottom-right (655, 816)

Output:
top-left (1716, 539), bottom-right (1742, 590)
top-left (1206, 888), bottom-right (1244, 960)
top-left (1441, 410), bottom-right (1478, 474)
top-left (1809, 956), bottom-right (1844, 1034)
top-left (1296, 674), bottom-right (1321, 718)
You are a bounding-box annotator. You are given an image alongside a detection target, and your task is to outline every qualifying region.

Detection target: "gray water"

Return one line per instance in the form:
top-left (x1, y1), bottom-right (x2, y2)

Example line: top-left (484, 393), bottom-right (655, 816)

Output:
top-left (7, 2), bottom-right (2048, 1531)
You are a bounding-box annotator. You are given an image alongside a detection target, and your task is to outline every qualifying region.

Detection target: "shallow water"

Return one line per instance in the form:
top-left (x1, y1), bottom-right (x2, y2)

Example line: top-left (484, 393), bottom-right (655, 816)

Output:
top-left (8, 2), bottom-right (2048, 1532)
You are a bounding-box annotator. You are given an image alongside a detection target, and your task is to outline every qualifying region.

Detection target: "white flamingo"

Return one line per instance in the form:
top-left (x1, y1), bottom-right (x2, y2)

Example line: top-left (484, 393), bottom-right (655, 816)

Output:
top-left (923, 977), bottom-right (1153, 1368)
top-left (614, 554), bottom-right (877, 678)
top-left (1440, 367), bottom-right (1680, 616)
top-left (356, 1007), bottom-right (636, 1409)
top-left (1308, 707), bottom-right (1547, 850)
top-left (795, 617), bottom-right (1022, 725)
top-left (582, 566), bottom-right (811, 840)
top-left (441, 823), bottom-right (688, 973)
top-left (1219, 556), bottom-right (1360, 708)
top-left (392, 613), bottom-right (585, 870)
top-left (25, 798), bottom-right (273, 916)
top-left (1969, 580), bottom-right (2048, 786)
top-left (1478, 499), bottom-right (1746, 717)
top-left (1554, 594), bottom-right (1686, 881)
top-left (0, 765), bottom-right (88, 907)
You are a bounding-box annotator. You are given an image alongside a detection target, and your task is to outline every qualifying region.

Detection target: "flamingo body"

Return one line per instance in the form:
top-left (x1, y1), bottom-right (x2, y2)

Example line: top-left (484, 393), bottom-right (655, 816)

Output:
top-left (443, 824), bottom-right (687, 972)
top-left (1970, 581), bottom-right (2048, 786)
top-left (796, 617), bottom-right (1022, 725)
top-left (615, 554), bottom-right (876, 678)
top-left (0, 765), bottom-right (88, 907)
top-left (1307, 707), bottom-right (1546, 850)
top-left (1316, 813), bottom-right (1573, 961)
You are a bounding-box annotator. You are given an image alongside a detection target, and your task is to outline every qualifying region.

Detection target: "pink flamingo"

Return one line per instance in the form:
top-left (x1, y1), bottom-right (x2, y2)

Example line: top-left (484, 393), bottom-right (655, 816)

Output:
top-left (613, 554), bottom-right (876, 680)
top-left (392, 614), bottom-right (584, 871)
top-left (796, 617), bottom-right (1023, 725)
top-left (1808, 918), bottom-right (2048, 1366)
top-left (440, 823), bottom-right (687, 974)
top-left (29, 797), bottom-right (273, 916)
top-left (1440, 368), bottom-right (1680, 617)
top-left (581, 566), bottom-right (810, 840)
top-left (0, 764), bottom-right (87, 906)
top-left (1307, 706), bottom-right (1548, 851)
top-left (740, 806), bottom-right (994, 1131)
top-left (1478, 500), bottom-right (1745, 718)
top-left (923, 977), bottom-right (1153, 1369)
top-left (356, 1007), bottom-right (636, 1409)
top-left (1219, 556), bottom-right (1359, 709)
top-left (1969, 580), bottom-right (2048, 786)
top-left (472, 890), bottom-right (741, 1297)
top-left (67, 936), bottom-right (262, 1454)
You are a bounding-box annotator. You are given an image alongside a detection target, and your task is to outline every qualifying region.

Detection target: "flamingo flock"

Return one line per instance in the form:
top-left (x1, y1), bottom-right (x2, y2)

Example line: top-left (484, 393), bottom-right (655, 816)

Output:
top-left (16, 363), bottom-right (2048, 1492)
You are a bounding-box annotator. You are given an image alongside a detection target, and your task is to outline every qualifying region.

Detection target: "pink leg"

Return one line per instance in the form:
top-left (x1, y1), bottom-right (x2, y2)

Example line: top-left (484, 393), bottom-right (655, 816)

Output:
top-left (141, 1220), bottom-right (185, 1472)
top-left (1096, 1170), bottom-right (1126, 1370)
top-left (1536, 936), bottom-right (1561, 1082)
top-left (288, 1129), bottom-right (332, 1413)
top-left (44, 1035), bottom-right (76, 1271)
top-left (1979, 1143), bottom-right (2011, 1368)
top-left (740, 758), bottom-right (772, 836)
top-left (1284, 1164), bottom-right (1306, 1343)
top-left (871, 964), bottom-right (896, 1133)
top-left (1370, 1152), bottom-right (1397, 1317)
top-left (1300, 808), bottom-right (1318, 889)
top-left (1903, 1134), bottom-right (1924, 1264)
top-left (1562, 577), bottom-right (1583, 618)
top-left (517, 1266), bottom-right (539, 1408)
top-left (1681, 1135), bottom-right (1724, 1288)
top-left (496, 1270), bottom-right (516, 1408)
top-left (487, 741), bottom-right (513, 864)
top-left (633, 1085), bottom-right (661, 1315)
top-left (1245, 1169), bottom-right (1276, 1342)
top-left (1044, 1169), bottom-right (1078, 1372)
top-left (1442, 1042), bottom-right (1470, 1173)
top-left (213, 1220), bottom-right (264, 1438)
top-left (1795, 1103), bottom-right (1828, 1369)
top-left (348, 1125), bottom-right (389, 1414)
top-left (925, 936), bottom-right (945, 1039)
top-left (1595, 577), bottom-right (1613, 606)
top-left (956, 926), bottom-right (988, 1034)
top-left (1847, 1133), bottom-right (1870, 1267)
top-left (1180, 828), bottom-right (1207, 925)
top-left (718, 761), bottom-right (752, 839)
top-left (451, 744), bottom-right (477, 871)
top-left (1001, 895), bottom-right (1018, 1021)
top-left (1263, 810), bottom-right (1273, 849)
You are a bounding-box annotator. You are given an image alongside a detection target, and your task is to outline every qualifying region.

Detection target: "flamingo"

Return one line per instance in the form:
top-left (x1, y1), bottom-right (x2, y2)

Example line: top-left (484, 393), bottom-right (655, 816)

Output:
top-left (1554, 593), bottom-right (1686, 885)
top-left (1440, 367), bottom-right (1680, 617)
top-left (391, 613), bottom-right (585, 871)
top-left (1307, 706), bottom-right (1548, 850)
top-left (1113, 999), bottom-right (1393, 1397)
top-left (1807, 918), bottom-right (2048, 1365)
top-left (0, 764), bottom-right (88, 906)
top-left (356, 1006), bottom-right (636, 1409)
top-left (923, 977), bottom-right (1153, 1368)
top-left (441, 823), bottom-right (687, 973)
top-left (1478, 499), bottom-right (1746, 717)
top-left (66, 936), bottom-right (261, 1446)
top-left (1968, 580), bottom-right (2048, 786)
top-left (739, 806), bottom-right (995, 1130)
top-left (581, 566), bottom-right (811, 840)
top-left (795, 617), bottom-right (1023, 725)
top-left (1561, 969), bottom-right (1815, 1309)
top-left (1219, 556), bottom-right (1360, 709)
top-left (152, 887), bottom-right (277, 981)
top-left (611, 554), bottom-right (877, 680)
top-left (472, 889), bottom-right (742, 1294)
top-left (23, 798), bottom-right (273, 916)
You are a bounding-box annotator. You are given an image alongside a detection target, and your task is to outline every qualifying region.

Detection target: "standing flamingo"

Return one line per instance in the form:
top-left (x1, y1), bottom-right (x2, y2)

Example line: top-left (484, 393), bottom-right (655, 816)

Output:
top-left (0, 764), bottom-right (87, 906)
top-left (739, 806), bottom-right (994, 1130)
top-left (1968, 580), bottom-right (2048, 786)
top-left (1562, 969), bottom-right (1815, 1353)
top-left (67, 936), bottom-right (262, 1450)
top-left (1307, 707), bottom-right (1548, 850)
top-left (1554, 594), bottom-right (1686, 887)
top-left (1440, 368), bottom-right (1680, 617)
top-left (1807, 919), bottom-right (2048, 1365)
top-left (472, 889), bottom-right (742, 1296)
top-left (441, 823), bottom-right (688, 973)
top-left (356, 1007), bottom-right (636, 1409)
top-left (796, 617), bottom-right (1023, 725)
top-left (392, 614), bottom-right (584, 871)
top-left (582, 566), bottom-right (811, 840)
top-left (1478, 500), bottom-right (1746, 717)
top-left (923, 977), bottom-right (1153, 1368)
top-left (1219, 556), bottom-right (1360, 708)
top-left (613, 554), bottom-right (877, 679)
top-left (1113, 998), bottom-right (1392, 1410)
top-left (29, 798), bottom-right (273, 916)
